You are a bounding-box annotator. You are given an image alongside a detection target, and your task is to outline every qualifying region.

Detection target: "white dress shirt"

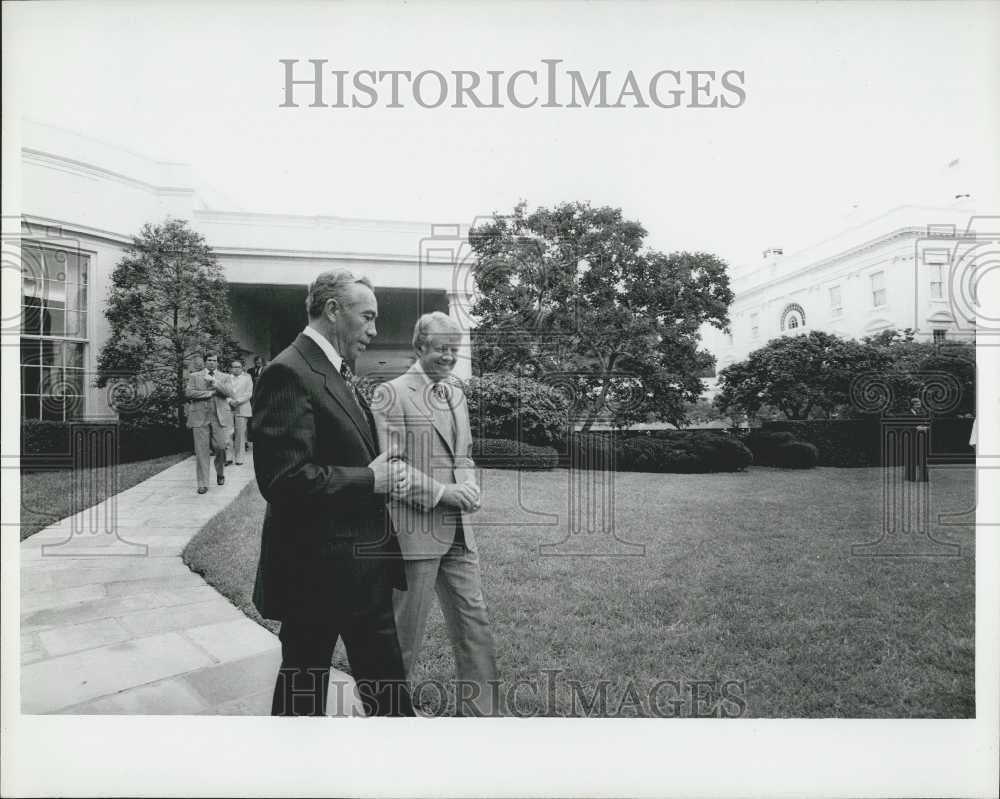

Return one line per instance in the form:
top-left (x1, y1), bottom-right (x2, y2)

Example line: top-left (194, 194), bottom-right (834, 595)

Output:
top-left (302, 325), bottom-right (343, 373)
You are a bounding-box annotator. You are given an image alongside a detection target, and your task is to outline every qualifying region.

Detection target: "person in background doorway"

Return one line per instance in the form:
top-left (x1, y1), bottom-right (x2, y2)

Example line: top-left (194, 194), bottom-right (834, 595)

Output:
top-left (225, 358), bottom-right (253, 466)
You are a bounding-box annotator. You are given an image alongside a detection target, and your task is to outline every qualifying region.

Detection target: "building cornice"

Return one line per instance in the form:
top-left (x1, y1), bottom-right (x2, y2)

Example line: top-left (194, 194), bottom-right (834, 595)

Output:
top-left (733, 227), bottom-right (921, 302)
top-left (211, 246), bottom-right (431, 264)
top-left (21, 215), bottom-right (134, 246)
top-left (195, 208), bottom-right (447, 233)
top-left (19, 215), bottom-right (461, 266)
top-left (22, 148), bottom-right (194, 197)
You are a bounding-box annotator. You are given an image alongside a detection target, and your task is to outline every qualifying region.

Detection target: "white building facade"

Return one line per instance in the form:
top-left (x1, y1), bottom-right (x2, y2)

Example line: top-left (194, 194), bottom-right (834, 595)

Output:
top-left (16, 122), bottom-right (474, 422)
top-left (702, 204), bottom-right (990, 378)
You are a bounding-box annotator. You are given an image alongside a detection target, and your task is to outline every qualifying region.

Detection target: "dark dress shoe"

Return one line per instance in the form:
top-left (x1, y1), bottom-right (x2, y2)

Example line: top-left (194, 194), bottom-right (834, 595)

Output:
top-left (225, 460), bottom-right (233, 466)
top-left (197, 487), bottom-right (208, 494)
top-left (217, 475), bottom-right (225, 486)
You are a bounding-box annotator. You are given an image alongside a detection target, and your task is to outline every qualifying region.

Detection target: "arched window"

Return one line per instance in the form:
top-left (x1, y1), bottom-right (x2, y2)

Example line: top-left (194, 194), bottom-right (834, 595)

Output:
top-left (780, 303), bottom-right (806, 332)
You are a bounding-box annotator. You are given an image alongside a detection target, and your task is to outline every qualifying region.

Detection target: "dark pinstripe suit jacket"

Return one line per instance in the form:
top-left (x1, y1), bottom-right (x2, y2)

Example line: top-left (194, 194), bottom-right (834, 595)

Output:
top-left (251, 333), bottom-right (404, 624)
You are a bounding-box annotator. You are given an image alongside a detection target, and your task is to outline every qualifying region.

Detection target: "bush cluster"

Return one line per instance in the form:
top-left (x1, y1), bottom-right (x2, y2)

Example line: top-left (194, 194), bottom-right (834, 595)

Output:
top-left (465, 374), bottom-right (570, 446)
top-left (472, 438), bottom-right (560, 470)
top-left (21, 420), bottom-right (189, 470)
top-left (559, 430), bottom-right (751, 473)
top-left (761, 418), bottom-right (974, 467)
top-left (743, 430), bottom-right (819, 469)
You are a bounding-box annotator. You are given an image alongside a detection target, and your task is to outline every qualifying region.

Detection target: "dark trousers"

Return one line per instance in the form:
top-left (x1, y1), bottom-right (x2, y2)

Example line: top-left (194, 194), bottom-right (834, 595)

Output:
top-left (903, 425), bottom-right (930, 482)
top-left (271, 592), bottom-right (414, 717)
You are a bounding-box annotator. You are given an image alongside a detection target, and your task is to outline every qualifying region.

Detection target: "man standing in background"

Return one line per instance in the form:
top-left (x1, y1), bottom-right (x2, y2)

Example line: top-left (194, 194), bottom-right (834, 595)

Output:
top-left (185, 352), bottom-right (234, 494)
top-left (248, 355), bottom-right (265, 386)
top-left (226, 358), bottom-right (253, 466)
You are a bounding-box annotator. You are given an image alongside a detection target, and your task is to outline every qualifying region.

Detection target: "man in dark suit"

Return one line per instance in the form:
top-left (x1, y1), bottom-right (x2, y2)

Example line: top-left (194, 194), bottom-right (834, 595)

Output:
top-left (251, 269), bottom-right (414, 717)
top-left (904, 396), bottom-right (931, 482)
top-left (248, 355), bottom-right (265, 387)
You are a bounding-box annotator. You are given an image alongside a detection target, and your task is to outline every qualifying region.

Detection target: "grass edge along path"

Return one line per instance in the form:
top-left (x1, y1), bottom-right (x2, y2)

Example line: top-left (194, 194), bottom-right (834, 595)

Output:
top-left (20, 452), bottom-right (191, 541)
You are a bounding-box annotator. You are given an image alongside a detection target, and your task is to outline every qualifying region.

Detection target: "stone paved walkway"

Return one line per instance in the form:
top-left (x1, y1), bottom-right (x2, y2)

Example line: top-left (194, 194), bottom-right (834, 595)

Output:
top-left (20, 454), bottom-right (360, 715)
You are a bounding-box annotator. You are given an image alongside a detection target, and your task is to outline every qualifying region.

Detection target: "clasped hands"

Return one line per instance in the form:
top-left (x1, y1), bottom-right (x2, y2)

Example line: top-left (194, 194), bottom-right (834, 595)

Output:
top-left (440, 481), bottom-right (481, 513)
top-left (369, 446), bottom-right (480, 511)
top-left (369, 446), bottom-right (410, 500)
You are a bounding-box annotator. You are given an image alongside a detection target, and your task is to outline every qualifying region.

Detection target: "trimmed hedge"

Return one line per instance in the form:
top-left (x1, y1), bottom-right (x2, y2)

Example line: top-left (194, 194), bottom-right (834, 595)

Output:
top-left (763, 418), bottom-right (975, 467)
top-left (22, 420), bottom-right (189, 471)
top-left (744, 430), bottom-right (819, 469)
top-left (472, 438), bottom-right (559, 470)
top-left (560, 430), bottom-right (752, 473)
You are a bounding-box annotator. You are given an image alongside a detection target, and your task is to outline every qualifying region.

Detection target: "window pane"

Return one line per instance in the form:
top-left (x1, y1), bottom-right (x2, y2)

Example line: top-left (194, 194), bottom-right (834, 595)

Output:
top-left (64, 311), bottom-right (86, 338)
top-left (41, 395), bottom-right (65, 422)
top-left (69, 282), bottom-right (87, 315)
top-left (63, 370), bottom-right (85, 418)
top-left (63, 252), bottom-right (81, 285)
top-left (20, 337), bottom-right (41, 367)
top-left (63, 368), bottom-right (85, 394)
top-left (64, 342), bottom-right (85, 369)
top-left (21, 299), bottom-right (41, 335)
top-left (21, 365), bottom-right (41, 395)
top-left (46, 278), bottom-right (68, 306)
top-left (22, 395), bottom-right (41, 421)
top-left (44, 249), bottom-right (69, 282)
top-left (42, 340), bottom-right (61, 367)
top-left (21, 247), bottom-right (45, 302)
top-left (41, 366), bottom-right (59, 396)
top-left (43, 303), bottom-right (65, 336)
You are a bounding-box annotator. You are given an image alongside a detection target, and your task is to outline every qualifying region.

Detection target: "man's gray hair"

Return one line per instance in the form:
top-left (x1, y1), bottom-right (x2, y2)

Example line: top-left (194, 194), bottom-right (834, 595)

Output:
top-left (412, 311), bottom-right (461, 351)
top-left (305, 268), bottom-right (373, 319)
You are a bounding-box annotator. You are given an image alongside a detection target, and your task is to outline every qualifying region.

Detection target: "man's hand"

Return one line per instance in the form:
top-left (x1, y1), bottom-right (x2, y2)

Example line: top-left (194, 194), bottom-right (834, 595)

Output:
top-left (369, 448), bottom-right (409, 498)
top-left (441, 482), bottom-right (480, 512)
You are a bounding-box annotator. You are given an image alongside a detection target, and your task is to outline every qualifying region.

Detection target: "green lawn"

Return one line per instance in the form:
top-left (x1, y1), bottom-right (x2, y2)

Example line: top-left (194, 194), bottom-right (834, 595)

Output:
top-left (19, 453), bottom-right (190, 540)
top-left (183, 466), bottom-right (975, 717)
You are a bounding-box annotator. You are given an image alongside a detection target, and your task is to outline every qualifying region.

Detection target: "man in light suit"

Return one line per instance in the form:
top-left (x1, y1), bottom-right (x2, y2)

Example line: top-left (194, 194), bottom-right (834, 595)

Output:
top-left (252, 268), bottom-right (414, 717)
top-left (372, 311), bottom-right (498, 716)
top-left (185, 352), bottom-right (234, 494)
top-left (225, 358), bottom-right (253, 466)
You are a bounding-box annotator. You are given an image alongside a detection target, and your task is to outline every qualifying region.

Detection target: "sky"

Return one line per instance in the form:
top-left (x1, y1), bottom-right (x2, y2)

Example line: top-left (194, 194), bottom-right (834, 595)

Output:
top-left (4, 1), bottom-right (999, 268)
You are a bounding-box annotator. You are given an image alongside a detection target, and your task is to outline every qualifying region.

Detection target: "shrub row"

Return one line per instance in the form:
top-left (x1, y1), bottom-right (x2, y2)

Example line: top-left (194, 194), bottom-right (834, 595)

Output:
top-left (472, 438), bottom-right (560, 470)
top-left (742, 430), bottom-right (819, 469)
top-left (562, 431), bottom-right (752, 473)
top-left (22, 420), bottom-right (189, 471)
top-left (763, 418), bottom-right (975, 467)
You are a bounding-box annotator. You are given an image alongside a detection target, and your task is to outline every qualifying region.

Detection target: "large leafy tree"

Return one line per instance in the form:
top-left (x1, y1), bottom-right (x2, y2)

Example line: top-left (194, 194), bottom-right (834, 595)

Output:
top-left (96, 219), bottom-right (239, 428)
top-left (469, 202), bottom-right (732, 429)
top-left (859, 328), bottom-right (975, 416)
top-left (714, 331), bottom-right (891, 421)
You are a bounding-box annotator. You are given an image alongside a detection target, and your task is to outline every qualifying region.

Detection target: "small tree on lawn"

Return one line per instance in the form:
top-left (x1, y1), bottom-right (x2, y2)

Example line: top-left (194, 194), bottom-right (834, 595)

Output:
top-left (714, 331), bottom-right (891, 421)
top-left (469, 201), bottom-right (732, 430)
top-left (96, 219), bottom-right (239, 428)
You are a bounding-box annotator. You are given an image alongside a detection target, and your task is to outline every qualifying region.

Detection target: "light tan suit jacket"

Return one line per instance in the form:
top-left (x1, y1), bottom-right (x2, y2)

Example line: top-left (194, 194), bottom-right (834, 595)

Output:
top-left (372, 362), bottom-right (478, 560)
top-left (185, 369), bottom-right (234, 428)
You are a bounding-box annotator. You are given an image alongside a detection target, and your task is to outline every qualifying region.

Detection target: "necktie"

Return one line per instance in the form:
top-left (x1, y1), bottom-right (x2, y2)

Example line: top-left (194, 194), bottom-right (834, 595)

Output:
top-left (340, 362), bottom-right (364, 411)
top-left (431, 382), bottom-right (457, 450)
